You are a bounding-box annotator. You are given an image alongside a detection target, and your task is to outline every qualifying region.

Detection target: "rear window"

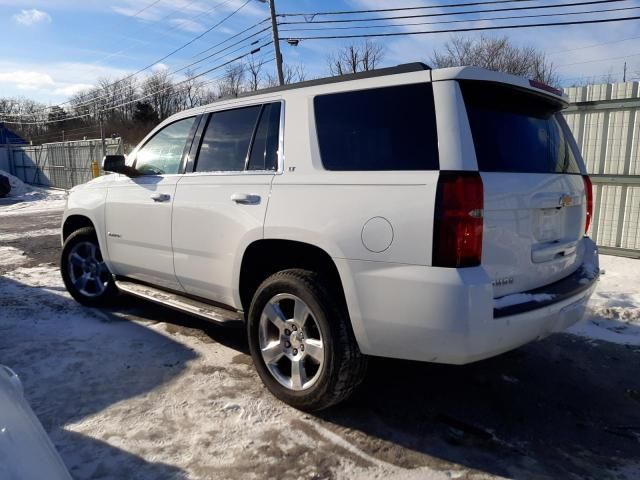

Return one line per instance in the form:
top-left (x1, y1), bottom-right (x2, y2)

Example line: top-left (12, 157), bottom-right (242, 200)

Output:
top-left (314, 83), bottom-right (439, 171)
top-left (460, 81), bottom-right (581, 174)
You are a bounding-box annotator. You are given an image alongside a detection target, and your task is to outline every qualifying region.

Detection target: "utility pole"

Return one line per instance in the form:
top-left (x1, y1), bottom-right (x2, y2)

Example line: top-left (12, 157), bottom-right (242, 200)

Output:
top-left (267, 0), bottom-right (285, 86)
top-left (99, 114), bottom-right (106, 158)
top-left (623, 61), bottom-right (627, 82)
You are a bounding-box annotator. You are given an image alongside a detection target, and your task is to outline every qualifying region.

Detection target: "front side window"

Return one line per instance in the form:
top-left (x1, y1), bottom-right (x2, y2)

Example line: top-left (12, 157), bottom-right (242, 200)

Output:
top-left (314, 83), bottom-right (439, 171)
top-left (134, 117), bottom-right (196, 175)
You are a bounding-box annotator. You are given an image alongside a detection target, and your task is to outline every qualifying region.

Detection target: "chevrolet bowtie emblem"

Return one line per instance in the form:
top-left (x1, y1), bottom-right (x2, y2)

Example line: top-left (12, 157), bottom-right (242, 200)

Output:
top-left (559, 195), bottom-right (573, 207)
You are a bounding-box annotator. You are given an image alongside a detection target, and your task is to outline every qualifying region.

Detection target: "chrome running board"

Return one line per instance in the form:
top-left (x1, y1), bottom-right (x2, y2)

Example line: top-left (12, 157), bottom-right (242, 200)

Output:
top-left (115, 279), bottom-right (243, 325)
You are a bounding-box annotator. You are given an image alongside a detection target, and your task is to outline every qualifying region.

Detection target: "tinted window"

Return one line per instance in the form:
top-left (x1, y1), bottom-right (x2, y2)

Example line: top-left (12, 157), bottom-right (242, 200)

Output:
top-left (196, 106), bottom-right (261, 172)
top-left (135, 117), bottom-right (196, 175)
top-left (248, 103), bottom-right (281, 171)
top-left (460, 81), bottom-right (581, 174)
top-left (314, 83), bottom-right (439, 171)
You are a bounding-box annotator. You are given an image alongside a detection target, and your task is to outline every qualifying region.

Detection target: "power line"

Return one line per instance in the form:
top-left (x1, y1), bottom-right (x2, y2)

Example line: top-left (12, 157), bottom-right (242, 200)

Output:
top-left (280, 15), bottom-right (640, 40)
top-left (96, 0), bottom-right (234, 65)
top-left (1, 43), bottom-right (272, 125)
top-left (278, 0), bottom-right (538, 17)
top-left (558, 51), bottom-right (640, 68)
top-left (279, 5), bottom-right (640, 32)
top-left (83, 0), bottom-right (256, 100)
top-left (2, 0), bottom-right (261, 118)
top-left (278, 0), bottom-right (628, 25)
top-left (56, 30), bottom-right (272, 114)
top-left (191, 19), bottom-right (271, 58)
top-left (0, 6), bottom-right (269, 118)
top-left (130, 0), bottom-right (165, 18)
top-left (548, 33), bottom-right (640, 55)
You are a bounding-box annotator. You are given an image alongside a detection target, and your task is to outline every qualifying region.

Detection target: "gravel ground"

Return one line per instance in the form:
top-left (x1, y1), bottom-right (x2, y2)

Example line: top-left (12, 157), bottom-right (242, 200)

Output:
top-left (1, 197), bottom-right (640, 480)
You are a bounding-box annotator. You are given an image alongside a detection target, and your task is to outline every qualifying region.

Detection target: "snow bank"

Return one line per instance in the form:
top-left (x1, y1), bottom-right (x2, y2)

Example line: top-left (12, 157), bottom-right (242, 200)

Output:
top-left (0, 170), bottom-right (30, 197)
top-left (0, 170), bottom-right (66, 204)
top-left (0, 171), bottom-right (66, 216)
top-left (569, 255), bottom-right (640, 346)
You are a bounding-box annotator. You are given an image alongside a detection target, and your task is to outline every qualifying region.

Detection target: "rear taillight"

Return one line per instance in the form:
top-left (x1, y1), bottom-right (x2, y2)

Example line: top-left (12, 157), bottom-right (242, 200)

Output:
top-left (583, 175), bottom-right (593, 234)
top-left (433, 172), bottom-right (483, 268)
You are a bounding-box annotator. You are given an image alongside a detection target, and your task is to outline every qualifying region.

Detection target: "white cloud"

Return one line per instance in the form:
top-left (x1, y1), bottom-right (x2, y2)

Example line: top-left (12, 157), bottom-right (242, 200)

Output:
top-left (170, 18), bottom-right (206, 33)
top-left (53, 83), bottom-right (95, 96)
top-left (13, 9), bottom-right (51, 26)
top-left (0, 70), bottom-right (54, 90)
top-left (0, 61), bottom-right (131, 102)
top-left (151, 63), bottom-right (169, 73)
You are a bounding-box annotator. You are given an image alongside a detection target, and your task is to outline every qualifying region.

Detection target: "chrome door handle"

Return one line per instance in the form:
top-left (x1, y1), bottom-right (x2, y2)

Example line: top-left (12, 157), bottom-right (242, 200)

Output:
top-left (231, 193), bottom-right (261, 205)
top-left (150, 193), bottom-right (171, 202)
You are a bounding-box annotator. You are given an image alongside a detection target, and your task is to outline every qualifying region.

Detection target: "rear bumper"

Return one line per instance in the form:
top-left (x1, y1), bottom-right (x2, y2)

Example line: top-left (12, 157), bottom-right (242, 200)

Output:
top-left (335, 238), bottom-right (599, 365)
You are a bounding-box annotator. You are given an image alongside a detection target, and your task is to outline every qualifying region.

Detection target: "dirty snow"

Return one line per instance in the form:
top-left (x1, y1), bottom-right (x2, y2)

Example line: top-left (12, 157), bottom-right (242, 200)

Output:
top-left (0, 246), bottom-right (28, 266)
top-left (0, 262), bottom-right (460, 480)
top-left (494, 293), bottom-right (555, 309)
top-left (0, 228), bottom-right (61, 241)
top-left (568, 254), bottom-right (640, 345)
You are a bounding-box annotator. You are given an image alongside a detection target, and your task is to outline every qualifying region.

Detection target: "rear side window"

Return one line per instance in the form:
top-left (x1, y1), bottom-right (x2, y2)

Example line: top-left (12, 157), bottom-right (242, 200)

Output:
top-left (314, 83), bottom-right (439, 171)
top-left (248, 102), bottom-right (281, 171)
top-left (460, 81), bottom-right (581, 174)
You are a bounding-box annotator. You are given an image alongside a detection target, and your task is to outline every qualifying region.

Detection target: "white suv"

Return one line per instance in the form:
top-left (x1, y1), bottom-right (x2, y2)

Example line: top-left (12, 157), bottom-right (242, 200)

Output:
top-left (61, 63), bottom-right (599, 411)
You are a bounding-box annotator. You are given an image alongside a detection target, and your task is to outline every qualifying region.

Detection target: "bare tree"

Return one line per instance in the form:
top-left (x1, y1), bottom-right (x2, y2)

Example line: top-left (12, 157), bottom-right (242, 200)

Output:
top-left (431, 35), bottom-right (558, 85)
top-left (180, 69), bottom-right (206, 109)
top-left (218, 64), bottom-right (246, 98)
top-left (327, 40), bottom-right (385, 76)
top-left (284, 64), bottom-right (307, 84)
top-left (142, 70), bottom-right (175, 120)
top-left (245, 56), bottom-right (266, 91)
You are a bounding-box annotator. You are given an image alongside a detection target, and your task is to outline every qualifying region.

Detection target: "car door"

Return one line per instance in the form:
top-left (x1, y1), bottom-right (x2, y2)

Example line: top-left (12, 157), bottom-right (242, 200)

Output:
top-left (172, 101), bottom-right (282, 308)
top-left (105, 115), bottom-right (199, 291)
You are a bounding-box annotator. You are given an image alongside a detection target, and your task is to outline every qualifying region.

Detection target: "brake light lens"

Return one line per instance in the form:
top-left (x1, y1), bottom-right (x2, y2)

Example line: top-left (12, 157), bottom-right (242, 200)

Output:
top-left (583, 175), bottom-right (593, 234)
top-left (433, 172), bottom-right (484, 268)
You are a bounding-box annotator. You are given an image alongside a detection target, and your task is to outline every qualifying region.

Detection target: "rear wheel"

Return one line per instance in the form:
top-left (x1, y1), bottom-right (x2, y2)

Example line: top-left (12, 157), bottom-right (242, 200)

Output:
top-left (61, 227), bottom-right (118, 307)
top-left (248, 269), bottom-right (367, 411)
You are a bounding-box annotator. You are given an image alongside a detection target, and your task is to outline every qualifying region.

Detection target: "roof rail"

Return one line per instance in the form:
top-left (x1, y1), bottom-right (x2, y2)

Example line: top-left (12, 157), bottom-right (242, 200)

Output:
top-left (222, 62), bottom-right (431, 102)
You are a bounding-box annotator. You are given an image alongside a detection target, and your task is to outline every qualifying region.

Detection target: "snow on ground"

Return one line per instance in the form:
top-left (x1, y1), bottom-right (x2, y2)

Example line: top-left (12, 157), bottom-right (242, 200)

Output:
top-left (0, 169), bottom-right (31, 197)
top-left (0, 228), bottom-right (61, 242)
top-left (0, 170), bottom-right (66, 216)
top-left (0, 246), bottom-right (28, 266)
top-left (0, 263), bottom-right (457, 480)
top-left (568, 254), bottom-right (640, 345)
top-left (1, 191), bottom-right (639, 478)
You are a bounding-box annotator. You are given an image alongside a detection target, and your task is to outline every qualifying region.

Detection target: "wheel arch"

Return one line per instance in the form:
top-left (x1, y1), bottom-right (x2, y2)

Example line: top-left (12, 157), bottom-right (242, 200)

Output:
top-left (62, 214), bottom-right (95, 242)
top-left (239, 239), bottom-right (347, 314)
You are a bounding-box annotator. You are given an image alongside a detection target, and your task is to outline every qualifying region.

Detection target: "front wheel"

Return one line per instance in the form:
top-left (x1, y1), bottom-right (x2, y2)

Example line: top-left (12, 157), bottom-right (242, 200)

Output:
top-left (61, 227), bottom-right (118, 307)
top-left (248, 269), bottom-right (367, 411)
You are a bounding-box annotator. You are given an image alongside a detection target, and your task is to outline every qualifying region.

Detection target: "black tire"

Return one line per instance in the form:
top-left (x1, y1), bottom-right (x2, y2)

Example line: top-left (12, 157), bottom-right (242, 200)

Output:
top-left (61, 227), bottom-right (118, 307)
top-left (248, 269), bottom-right (367, 411)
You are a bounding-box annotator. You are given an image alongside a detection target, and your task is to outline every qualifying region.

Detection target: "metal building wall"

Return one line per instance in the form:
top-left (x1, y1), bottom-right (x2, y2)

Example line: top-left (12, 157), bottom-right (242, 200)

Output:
top-left (564, 81), bottom-right (640, 257)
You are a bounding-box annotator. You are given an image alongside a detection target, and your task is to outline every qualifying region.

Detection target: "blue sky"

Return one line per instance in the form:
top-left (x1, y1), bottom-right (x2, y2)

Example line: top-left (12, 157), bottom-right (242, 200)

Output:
top-left (1, 0), bottom-right (639, 104)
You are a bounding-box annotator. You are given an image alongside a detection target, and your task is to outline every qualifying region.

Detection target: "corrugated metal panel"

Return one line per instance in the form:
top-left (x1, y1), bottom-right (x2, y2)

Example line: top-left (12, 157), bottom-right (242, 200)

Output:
top-left (2, 138), bottom-right (122, 189)
top-left (564, 81), bottom-right (640, 255)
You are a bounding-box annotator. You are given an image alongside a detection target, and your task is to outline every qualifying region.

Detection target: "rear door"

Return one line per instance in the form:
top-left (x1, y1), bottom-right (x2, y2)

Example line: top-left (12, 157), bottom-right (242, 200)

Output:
top-left (172, 101), bottom-right (281, 308)
top-left (459, 81), bottom-right (588, 297)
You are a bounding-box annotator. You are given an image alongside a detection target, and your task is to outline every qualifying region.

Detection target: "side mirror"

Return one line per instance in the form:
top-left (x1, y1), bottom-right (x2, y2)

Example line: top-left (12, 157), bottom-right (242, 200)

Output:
top-left (102, 155), bottom-right (127, 174)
